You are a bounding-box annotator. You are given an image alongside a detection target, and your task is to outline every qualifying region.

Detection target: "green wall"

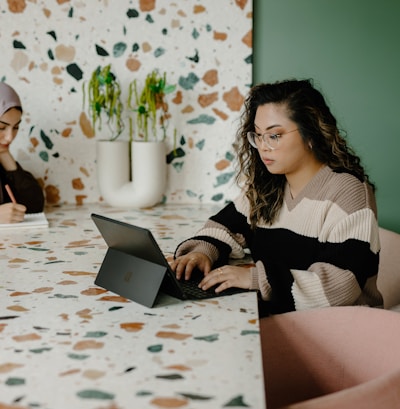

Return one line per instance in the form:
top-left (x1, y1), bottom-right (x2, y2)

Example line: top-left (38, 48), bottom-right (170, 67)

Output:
top-left (253, 0), bottom-right (400, 233)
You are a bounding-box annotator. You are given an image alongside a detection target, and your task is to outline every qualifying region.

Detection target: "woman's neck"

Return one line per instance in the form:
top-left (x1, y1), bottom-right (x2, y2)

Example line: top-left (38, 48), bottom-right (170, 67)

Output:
top-left (286, 161), bottom-right (325, 198)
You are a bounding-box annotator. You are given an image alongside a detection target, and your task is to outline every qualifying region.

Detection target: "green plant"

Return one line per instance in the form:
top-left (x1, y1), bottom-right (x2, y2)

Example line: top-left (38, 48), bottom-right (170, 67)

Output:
top-left (128, 70), bottom-right (176, 142)
top-left (83, 64), bottom-right (124, 140)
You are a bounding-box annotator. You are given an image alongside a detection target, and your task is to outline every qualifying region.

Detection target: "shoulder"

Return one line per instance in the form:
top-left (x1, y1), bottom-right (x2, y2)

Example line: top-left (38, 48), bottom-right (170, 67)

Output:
top-left (311, 167), bottom-right (376, 215)
top-left (232, 190), bottom-right (250, 217)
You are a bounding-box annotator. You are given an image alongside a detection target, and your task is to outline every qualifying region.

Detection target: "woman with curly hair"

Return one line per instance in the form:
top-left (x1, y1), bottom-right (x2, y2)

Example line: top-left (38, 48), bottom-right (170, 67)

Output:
top-left (171, 79), bottom-right (382, 315)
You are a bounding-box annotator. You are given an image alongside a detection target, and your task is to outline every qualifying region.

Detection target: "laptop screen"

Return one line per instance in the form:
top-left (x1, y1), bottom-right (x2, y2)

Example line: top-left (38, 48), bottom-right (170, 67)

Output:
top-left (91, 213), bottom-right (168, 267)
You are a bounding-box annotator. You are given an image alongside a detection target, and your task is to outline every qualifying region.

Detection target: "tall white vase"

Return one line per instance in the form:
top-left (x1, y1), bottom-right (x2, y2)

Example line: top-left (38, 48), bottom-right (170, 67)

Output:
top-left (96, 139), bottom-right (166, 208)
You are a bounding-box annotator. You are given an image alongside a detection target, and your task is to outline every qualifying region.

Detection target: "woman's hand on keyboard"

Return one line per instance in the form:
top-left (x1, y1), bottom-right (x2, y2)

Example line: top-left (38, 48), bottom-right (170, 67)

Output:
top-left (171, 252), bottom-right (212, 281)
top-left (199, 265), bottom-right (251, 294)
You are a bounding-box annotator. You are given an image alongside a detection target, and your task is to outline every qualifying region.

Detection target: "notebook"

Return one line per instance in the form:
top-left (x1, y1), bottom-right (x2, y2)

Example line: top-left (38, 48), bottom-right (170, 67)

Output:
top-left (91, 213), bottom-right (244, 308)
top-left (0, 212), bottom-right (48, 229)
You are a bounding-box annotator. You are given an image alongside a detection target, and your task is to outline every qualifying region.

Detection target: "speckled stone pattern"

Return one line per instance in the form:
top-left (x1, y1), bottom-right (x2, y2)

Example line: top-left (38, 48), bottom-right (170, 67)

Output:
top-left (2, 0), bottom-right (252, 207)
top-left (0, 204), bottom-right (265, 409)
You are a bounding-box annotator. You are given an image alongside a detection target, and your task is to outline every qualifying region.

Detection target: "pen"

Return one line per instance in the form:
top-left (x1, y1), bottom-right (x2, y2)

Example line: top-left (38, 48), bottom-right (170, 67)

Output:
top-left (5, 184), bottom-right (17, 204)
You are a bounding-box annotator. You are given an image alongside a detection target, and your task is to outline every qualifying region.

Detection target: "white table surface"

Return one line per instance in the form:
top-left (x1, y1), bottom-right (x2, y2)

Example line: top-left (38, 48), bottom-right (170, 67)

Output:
top-left (0, 203), bottom-right (266, 409)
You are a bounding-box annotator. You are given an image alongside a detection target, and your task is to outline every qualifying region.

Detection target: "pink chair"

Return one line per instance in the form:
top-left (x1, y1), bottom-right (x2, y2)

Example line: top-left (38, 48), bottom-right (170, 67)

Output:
top-left (260, 306), bottom-right (400, 408)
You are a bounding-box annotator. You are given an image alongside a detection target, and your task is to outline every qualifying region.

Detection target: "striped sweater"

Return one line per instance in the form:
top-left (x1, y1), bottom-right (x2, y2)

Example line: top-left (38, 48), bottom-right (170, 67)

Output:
top-left (175, 166), bottom-right (383, 314)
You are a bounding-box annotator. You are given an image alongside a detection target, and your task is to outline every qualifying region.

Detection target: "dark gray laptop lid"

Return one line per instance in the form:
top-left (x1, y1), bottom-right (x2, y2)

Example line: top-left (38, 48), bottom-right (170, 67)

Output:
top-left (91, 213), bottom-right (187, 306)
top-left (91, 213), bottom-right (168, 267)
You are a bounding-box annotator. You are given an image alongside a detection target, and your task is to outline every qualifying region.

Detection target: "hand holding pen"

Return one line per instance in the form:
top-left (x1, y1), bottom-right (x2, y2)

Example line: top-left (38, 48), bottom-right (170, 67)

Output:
top-left (0, 184), bottom-right (26, 223)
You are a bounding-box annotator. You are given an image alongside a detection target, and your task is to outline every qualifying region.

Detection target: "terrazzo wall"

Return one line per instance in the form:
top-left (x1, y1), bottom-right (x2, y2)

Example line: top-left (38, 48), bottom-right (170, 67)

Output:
top-left (0, 0), bottom-right (252, 206)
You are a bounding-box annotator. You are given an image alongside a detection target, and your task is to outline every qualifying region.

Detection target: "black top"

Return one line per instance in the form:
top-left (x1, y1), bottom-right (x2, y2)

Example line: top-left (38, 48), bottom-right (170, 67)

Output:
top-left (0, 162), bottom-right (45, 213)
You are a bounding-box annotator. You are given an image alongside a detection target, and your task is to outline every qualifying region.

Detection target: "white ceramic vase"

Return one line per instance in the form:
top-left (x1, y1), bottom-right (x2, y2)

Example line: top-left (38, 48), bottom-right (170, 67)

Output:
top-left (96, 139), bottom-right (166, 208)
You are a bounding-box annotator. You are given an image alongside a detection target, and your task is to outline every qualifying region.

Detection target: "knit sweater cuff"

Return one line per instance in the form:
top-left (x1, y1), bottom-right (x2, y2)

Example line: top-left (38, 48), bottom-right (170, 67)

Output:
top-left (175, 239), bottom-right (219, 265)
top-left (250, 261), bottom-right (272, 300)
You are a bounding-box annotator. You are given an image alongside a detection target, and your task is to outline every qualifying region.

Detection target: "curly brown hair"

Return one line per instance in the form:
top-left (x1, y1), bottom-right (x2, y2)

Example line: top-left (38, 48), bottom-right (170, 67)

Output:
top-left (234, 79), bottom-right (374, 228)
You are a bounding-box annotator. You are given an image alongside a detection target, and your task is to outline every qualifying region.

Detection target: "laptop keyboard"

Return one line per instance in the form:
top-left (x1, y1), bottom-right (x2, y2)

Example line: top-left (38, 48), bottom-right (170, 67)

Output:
top-left (179, 276), bottom-right (244, 299)
top-left (179, 279), bottom-right (217, 299)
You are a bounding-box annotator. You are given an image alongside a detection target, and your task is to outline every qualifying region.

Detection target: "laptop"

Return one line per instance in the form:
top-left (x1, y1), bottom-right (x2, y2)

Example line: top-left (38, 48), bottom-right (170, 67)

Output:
top-left (91, 213), bottom-right (244, 308)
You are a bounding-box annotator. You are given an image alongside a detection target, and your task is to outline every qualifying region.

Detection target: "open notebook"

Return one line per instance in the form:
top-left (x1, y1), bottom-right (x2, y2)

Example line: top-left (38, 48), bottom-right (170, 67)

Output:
top-left (0, 212), bottom-right (48, 229)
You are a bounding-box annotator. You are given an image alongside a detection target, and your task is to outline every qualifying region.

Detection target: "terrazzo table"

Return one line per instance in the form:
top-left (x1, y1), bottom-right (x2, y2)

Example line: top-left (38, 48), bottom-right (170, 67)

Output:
top-left (0, 204), bottom-right (266, 409)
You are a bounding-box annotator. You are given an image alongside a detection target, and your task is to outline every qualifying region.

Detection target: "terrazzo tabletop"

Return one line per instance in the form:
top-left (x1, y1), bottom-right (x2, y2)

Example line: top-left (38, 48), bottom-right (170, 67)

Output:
top-left (0, 204), bottom-right (265, 409)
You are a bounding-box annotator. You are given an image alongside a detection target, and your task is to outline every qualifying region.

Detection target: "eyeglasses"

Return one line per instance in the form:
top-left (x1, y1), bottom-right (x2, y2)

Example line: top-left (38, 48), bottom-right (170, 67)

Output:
top-left (247, 128), bottom-right (298, 150)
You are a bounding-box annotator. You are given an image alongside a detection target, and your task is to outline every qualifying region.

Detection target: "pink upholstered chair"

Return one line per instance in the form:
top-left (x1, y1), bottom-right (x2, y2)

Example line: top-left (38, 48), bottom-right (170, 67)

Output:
top-left (260, 306), bottom-right (400, 409)
top-left (260, 227), bottom-right (400, 408)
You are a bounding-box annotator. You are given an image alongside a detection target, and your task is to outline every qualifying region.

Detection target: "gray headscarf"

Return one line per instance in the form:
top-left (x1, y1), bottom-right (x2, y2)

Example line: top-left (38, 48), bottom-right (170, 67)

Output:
top-left (0, 82), bottom-right (22, 117)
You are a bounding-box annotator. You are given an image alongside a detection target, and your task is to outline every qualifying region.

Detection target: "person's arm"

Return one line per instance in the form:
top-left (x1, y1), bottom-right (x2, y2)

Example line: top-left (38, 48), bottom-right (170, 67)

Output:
top-left (177, 200), bottom-right (252, 260)
top-left (256, 205), bottom-right (382, 314)
top-left (289, 208), bottom-right (382, 310)
top-left (172, 200), bottom-right (252, 279)
top-left (4, 163), bottom-right (44, 213)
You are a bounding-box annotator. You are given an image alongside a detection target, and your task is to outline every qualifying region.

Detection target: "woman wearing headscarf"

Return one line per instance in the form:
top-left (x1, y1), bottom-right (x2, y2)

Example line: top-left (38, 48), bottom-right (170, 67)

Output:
top-left (0, 82), bottom-right (44, 223)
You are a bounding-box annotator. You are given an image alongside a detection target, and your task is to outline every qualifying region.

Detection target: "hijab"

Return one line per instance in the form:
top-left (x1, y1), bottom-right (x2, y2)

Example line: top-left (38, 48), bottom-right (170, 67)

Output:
top-left (0, 82), bottom-right (22, 117)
